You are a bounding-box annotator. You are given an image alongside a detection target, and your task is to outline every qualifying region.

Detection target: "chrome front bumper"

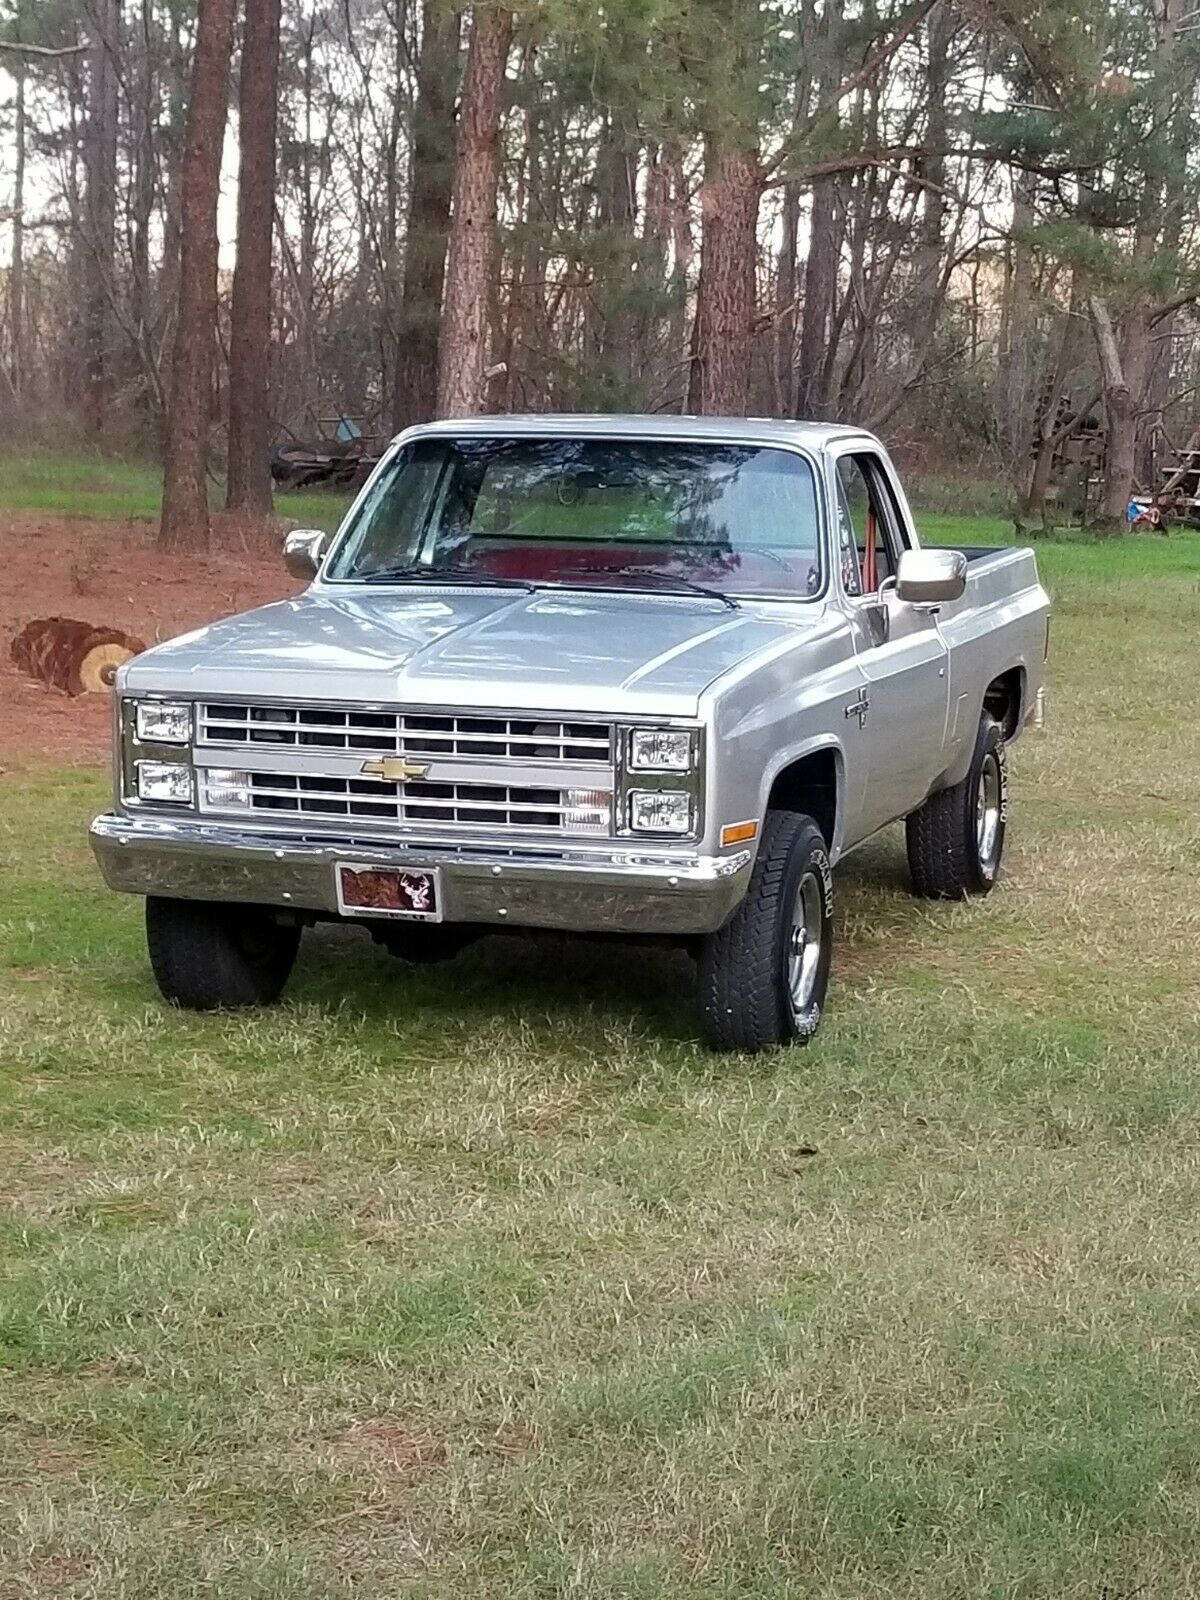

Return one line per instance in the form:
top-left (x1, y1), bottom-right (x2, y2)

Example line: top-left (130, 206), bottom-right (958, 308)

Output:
top-left (89, 814), bottom-right (752, 935)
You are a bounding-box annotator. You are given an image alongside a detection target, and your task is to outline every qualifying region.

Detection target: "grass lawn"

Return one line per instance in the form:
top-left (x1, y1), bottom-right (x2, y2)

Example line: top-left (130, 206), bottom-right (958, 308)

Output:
top-left (0, 451), bottom-right (352, 532)
top-left (3, 511), bottom-right (1200, 1596)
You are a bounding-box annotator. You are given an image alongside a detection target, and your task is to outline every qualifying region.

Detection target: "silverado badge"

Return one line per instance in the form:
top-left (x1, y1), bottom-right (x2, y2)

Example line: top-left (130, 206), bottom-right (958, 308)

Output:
top-left (360, 757), bottom-right (431, 782)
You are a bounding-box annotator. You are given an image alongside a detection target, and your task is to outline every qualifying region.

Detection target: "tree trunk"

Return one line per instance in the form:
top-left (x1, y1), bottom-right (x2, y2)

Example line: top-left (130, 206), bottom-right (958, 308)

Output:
top-left (393, 1), bottom-right (460, 431)
top-left (1131, 0), bottom-right (1189, 490)
top-left (129, 0), bottom-right (156, 410)
top-left (686, 139), bottom-right (761, 415)
top-left (159, 0), bottom-right (237, 551)
top-left (84, 0), bottom-right (119, 436)
top-left (437, 3), bottom-right (512, 418)
top-left (585, 100), bottom-right (640, 400)
top-left (794, 0), bottom-right (841, 419)
top-left (911, 1), bottom-right (950, 350)
top-left (296, 19), bottom-right (320, 419)
top-left (996, 173), bottom-right (1034, 467)
top-left (1019, 285), bottom-right (1079, 530)
top-left (227, 0), bottom-right (283, 515)
top-left (500, 44), bottom-right (547, 411)
top-left (794, 178), bottom-right (837, 418)
top-left (1140, 316), bottom-right (1172, 487)
top-left (664, 139), bottom-right (693, 397)
top-left (9, 39), bottom-right (26, 396)
top-left (774, 179), bottom-right (800, 415)
top-left (1088, 293), bottom-right (1135, 527)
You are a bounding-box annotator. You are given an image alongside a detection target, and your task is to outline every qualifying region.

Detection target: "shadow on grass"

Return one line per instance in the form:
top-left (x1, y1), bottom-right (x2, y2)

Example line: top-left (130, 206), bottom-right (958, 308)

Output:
top-left (835, 833), bottom-right (914, 896)
top-left (293, 920), bottom-right (700, 1039)
top-left (283, 832), bottom-right (919, 1048)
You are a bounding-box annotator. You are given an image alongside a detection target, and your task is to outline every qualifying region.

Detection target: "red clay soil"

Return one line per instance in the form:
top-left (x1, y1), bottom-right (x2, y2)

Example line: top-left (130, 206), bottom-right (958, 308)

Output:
top-left (1, 513), bottom-right (301, 769)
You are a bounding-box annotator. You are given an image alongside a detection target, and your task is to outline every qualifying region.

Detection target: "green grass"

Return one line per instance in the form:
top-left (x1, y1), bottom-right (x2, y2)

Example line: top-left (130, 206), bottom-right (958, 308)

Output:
top-left (4, 522), bottom-right (1200, 1595)
top-left (0, 452), bottom-right (352, 531)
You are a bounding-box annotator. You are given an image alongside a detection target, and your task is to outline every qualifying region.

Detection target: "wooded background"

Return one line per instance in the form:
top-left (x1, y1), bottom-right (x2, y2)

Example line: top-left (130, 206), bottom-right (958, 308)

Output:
top-left (2, 0), bottom-right (1199, 546)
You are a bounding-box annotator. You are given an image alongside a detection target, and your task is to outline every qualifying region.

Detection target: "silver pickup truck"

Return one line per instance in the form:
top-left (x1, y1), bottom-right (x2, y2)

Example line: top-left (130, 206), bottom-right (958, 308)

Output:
top-left (91, 417), bottom-right (1049, 1051)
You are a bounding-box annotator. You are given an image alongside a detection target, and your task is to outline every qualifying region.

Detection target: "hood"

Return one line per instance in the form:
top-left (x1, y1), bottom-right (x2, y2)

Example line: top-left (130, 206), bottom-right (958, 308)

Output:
top-left (122, 586), bottom-right (824, 715)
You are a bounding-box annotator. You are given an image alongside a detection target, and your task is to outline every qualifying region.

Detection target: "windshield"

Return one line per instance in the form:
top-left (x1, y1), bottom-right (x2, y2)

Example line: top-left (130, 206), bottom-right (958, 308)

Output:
top-left (325, 436), bottom-right (824, 599)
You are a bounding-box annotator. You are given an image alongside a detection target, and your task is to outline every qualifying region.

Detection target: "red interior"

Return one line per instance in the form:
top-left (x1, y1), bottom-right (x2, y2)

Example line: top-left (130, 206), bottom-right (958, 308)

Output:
top-left (461, 541), bottom-right (818, 596)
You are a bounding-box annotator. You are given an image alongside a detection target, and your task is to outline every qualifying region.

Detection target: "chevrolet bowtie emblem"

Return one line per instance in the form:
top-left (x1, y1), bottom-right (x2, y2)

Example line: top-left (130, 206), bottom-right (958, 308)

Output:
top-left (360, 757), bottom-right (431, 783)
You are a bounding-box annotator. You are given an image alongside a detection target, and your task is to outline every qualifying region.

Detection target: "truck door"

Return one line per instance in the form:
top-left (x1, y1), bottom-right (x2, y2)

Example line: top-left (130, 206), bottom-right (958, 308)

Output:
top-left (834, 449), bottom-right (950, 840)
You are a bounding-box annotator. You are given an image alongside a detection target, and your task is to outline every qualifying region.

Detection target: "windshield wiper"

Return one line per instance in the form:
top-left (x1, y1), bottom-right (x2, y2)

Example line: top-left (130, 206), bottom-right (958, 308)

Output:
top-left (556, 564), bottom-right (740, 610)
top-left (358, 564), bottom-right (535, 591)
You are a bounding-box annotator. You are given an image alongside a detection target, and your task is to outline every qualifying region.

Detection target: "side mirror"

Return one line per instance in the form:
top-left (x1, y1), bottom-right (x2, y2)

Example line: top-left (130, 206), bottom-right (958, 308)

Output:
top-left (895, 547), bottom-right (967, 606)
top-left (283, 528), bottom-right (328, 580)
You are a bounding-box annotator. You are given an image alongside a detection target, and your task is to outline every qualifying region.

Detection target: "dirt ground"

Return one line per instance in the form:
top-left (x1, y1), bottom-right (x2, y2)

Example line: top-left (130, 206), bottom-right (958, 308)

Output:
top-left (1, 514), bottom-right (299, 767)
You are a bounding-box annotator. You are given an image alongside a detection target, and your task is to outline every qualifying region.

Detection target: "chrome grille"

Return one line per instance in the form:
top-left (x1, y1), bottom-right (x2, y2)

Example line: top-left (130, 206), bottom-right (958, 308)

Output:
top-left (195, 700), bottom-right (615, 838)
top-left (199, 702), bottom-right (612, 762)
top-left (201, 772), bottom-right (594, 830)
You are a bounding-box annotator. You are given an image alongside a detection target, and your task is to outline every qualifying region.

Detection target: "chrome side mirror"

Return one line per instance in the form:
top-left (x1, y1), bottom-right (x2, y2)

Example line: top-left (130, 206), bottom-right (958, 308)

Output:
top-left (283, 528), bottom-right (328, 580)
top-left (895, 547), bottom-right (967, 606)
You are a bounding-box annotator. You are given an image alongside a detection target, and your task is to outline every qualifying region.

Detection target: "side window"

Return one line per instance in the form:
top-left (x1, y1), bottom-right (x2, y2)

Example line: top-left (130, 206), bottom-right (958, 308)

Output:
top-left (834, 454), bottom-right (908, 596)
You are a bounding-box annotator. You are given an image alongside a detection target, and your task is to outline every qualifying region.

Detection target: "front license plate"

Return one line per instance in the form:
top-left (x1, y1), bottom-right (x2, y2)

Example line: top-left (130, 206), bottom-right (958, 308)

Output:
top-left (335, 864), bottom-right (442, 921)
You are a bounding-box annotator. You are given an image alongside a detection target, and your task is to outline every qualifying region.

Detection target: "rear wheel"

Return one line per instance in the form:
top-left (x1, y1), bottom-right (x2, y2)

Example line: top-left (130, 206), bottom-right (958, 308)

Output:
top-left (145, 896), bottom-right (300, 1009)
top-left (697, 811), bottom-right (833, 1053)
top-left (906, 714), bottom-right (1007, 899)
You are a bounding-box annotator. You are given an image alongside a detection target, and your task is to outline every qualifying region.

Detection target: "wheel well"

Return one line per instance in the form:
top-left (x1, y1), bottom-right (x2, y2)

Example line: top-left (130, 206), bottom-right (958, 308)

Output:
top-left (983, 667), bottom-right (1024, 739)
top-left (767, 748), bottom-right (839, 849)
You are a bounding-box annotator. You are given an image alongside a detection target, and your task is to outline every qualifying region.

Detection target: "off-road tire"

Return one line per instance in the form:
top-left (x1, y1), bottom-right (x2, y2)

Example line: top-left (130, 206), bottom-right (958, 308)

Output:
top-left (906, 714), bottom-right (1007, 899)
top-left (145, 896), bottom-right (301, 1009)
top-left (697, 811), bottom-right (833, 1054)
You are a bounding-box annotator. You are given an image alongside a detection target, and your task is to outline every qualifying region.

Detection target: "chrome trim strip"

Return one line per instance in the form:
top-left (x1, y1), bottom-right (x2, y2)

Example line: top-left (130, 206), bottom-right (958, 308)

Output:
top-left (197, 701), bottom-right (614, 761)
top-left (191, 746), bottom-right (612, 787)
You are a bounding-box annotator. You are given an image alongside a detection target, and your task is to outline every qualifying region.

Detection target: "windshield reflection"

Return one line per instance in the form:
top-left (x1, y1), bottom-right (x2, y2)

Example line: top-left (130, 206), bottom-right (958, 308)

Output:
top-left (326, 436), bottom-right (823, 599)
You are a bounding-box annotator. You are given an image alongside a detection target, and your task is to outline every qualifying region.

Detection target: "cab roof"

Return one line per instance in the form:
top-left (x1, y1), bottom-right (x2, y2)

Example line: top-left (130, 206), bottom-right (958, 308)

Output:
top-left (399, 414), bottom-right (880, 455)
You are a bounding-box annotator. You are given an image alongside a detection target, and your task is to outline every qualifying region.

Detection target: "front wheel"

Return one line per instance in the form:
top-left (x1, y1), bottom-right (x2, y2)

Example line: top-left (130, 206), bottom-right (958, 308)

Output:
top-left (906, 714), bottom-right (1007, 899)
top-left (697, 811), bottom-right (833, 1053)
top-left (145, 896), bottom-right (301, 1009)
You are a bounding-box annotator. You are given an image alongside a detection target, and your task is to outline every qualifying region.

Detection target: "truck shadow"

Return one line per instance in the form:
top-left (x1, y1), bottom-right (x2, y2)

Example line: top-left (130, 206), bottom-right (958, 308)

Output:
top-left (292, 831), bottom-right (918, 1049)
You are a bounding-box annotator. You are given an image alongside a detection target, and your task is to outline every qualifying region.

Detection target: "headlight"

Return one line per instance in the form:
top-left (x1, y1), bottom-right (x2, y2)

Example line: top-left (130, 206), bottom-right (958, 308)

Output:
top-left (628, 728), bottom-right (693, 772)
top-left (629, 789), bottom-right (692, 835)
top-left (135, 701), bottom-right (192, 744)
top-left (202, 768), bottom-right (252, 808)
top-left (136, 760), bottom-right (193, 805)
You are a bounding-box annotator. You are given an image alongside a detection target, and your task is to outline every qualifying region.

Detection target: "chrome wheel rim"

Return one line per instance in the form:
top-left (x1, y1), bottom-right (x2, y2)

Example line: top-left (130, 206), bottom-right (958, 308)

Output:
top-left (787, 871), bottom-right (824, 1015)
top-left (977, 751), bottom-right (1002, 871)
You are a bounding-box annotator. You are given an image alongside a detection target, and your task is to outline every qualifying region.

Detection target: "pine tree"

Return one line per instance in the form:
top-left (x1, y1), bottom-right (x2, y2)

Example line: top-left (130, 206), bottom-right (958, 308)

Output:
top-left (437, 2), bottom-right (513, 416)
top-left (227, 0), bottom-right (284, 517)
top-left (159, 0), bottom-right (237, 550)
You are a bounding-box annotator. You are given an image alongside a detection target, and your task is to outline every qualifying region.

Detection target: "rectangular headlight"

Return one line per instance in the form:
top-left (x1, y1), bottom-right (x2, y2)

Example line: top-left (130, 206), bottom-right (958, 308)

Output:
top-left (628, 728), bottom-right (693, 772)
top-left (629, 789), bottom-right (692, 835)
top-left (135, 701), bottom-right (192, 744)
top-left (136, 760), bottom-right (193, 805)
top-left (202, 768), bottom-right (253, 808)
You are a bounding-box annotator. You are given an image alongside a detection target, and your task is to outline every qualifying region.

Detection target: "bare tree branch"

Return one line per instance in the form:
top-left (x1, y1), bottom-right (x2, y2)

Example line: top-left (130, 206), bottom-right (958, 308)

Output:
top-left (763, 0), bottom-right (939, 181)
top-left (0, 39), bottom-right (86, 58)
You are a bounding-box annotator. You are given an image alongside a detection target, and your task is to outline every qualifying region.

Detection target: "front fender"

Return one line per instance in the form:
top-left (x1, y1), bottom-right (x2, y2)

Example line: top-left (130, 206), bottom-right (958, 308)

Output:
top-left (756, 736), bottom-right (848, 859)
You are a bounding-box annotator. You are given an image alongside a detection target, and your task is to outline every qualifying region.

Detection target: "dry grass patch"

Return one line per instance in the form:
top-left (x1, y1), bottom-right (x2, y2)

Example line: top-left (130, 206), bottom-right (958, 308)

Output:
top-left (3, 529), bottom-right (1200, 1597)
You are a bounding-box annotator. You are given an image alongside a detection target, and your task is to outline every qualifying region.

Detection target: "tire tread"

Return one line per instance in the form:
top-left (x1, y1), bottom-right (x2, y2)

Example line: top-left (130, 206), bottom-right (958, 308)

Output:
top-left (698, 811), bottom-right (829, 1052)
top-left (146, 897), bottom-right (299, 1009)
top-left (906, 715), bottom-right (1004, 899)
